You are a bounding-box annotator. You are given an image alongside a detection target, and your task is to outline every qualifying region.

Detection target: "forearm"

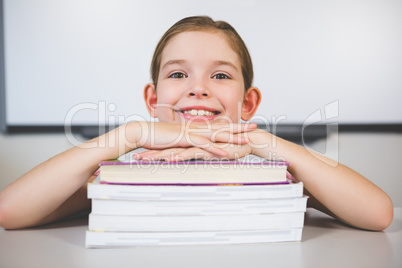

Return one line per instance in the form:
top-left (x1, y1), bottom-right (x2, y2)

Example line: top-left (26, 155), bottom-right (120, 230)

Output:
top-left (250, 130), bottom-right (393, 231)
top-left (0, 122), bottom-right (141, 229)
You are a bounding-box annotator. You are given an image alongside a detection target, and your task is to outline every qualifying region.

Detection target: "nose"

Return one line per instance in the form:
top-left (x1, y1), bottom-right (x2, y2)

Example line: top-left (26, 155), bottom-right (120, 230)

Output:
top-left (189, 92), bottom-right (208, 97)
top-left (187, 79), bottom-right (210, 98)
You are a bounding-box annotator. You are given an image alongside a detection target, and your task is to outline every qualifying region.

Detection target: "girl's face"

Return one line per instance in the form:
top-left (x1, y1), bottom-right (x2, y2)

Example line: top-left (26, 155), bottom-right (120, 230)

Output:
top-left (145, 31), bottom-right (257, 124)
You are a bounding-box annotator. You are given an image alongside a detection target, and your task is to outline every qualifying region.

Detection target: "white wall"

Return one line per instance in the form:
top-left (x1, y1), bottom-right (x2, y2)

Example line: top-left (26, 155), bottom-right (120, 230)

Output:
top-left (4, 0), bottom-right (402, 127)
top-left (1, 132), bottom-right (401, 206)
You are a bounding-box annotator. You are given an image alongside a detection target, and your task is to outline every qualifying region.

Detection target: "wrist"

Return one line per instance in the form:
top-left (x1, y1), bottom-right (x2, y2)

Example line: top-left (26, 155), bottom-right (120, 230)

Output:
top-left (247, 129), bottom-right (281, 160)
top-left (123, 121), bottom-right (149, 149)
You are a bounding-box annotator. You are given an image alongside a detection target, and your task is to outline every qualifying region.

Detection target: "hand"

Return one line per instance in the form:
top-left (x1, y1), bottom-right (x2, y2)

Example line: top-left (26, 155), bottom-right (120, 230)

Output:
top-left (133, 128), bottom-right (279, 162)
top-left (133, 141), bottom-right (253, 161)
top-left (130, 121), bottom-right (257, 157)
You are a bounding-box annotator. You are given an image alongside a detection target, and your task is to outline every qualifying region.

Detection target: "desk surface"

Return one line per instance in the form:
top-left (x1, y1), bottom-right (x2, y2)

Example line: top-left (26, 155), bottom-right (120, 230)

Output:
top-left (1, 208), bottom-right (401, 268)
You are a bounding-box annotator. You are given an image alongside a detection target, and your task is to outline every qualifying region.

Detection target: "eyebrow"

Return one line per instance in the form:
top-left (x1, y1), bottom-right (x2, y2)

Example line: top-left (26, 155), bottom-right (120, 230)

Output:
top-left (213, 60), bottom-right (239, 72)
top-left (161, 59), bottom-right (239, 72)
top-left (161, 59), bottom-right (186, 70)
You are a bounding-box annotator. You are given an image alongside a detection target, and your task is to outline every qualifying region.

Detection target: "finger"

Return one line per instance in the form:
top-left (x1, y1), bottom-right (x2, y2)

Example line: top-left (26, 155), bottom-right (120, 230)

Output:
top-left (165, 148), bottom-right (223, 162)
top-left (150, 148), bottom-right (189, 161)
top-left (175, 147), bottom-right (213, 161)
top-left (183, 135), bottom-right (228, 157)
top-left (186, 128), bottom-right (250, 145)
top-left (191, 122), bottom-right (257, 133)
top-left (214, 122), bottom-right (257, 133)
top-left (134, 148), bottom-right (186, 161)
top-left (187, 124), bottom-right (256, 144)
top-left (132, 150), bottom-right (161, 159)
top-left (210, 132), bottom-right (250, 145)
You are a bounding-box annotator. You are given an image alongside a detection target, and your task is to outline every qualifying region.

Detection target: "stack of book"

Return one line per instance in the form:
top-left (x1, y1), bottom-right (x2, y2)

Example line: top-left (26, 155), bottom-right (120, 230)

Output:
top-left (85, 159), bottom-right (307, 248)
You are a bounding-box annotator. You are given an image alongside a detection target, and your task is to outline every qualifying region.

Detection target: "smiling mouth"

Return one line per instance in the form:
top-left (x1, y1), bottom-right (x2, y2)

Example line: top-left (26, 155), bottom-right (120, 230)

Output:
top-left (176, 109), bottom-right (221, 116)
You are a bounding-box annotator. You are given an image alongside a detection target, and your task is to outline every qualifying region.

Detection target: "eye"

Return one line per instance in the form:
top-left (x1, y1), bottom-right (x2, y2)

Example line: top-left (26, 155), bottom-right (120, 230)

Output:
top-left (212, 73), bottom-right (230, 79)
top-left (168, 72), bottom-right (187, 79)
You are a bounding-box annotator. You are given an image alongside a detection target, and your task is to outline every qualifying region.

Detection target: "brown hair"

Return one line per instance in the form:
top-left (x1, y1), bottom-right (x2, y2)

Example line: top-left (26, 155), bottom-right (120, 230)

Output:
top-left (150, 16), bottom-right (253, 91)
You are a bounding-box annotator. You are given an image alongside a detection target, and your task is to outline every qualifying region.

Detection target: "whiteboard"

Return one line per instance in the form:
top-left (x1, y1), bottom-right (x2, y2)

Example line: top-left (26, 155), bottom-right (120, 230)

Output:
top-left (2, 0), bottom-right (402, 129)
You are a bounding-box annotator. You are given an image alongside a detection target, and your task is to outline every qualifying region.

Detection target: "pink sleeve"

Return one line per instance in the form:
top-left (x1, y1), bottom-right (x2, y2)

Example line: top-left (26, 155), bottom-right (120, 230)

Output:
top-left (286, 171), bottom-right (298, 182)
top-left (93, 168), bottom-right (100, 176)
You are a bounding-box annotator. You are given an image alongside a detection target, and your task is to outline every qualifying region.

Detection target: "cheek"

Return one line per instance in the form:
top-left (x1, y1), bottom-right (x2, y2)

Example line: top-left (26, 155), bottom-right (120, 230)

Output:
top-left (225, 86), bottom-right (244, 105)
top-left (219, 89), bottom-right (245, 122)
top-left (154, 87), bottom-right (181, 122)
top-left (156, 86), bottom-right (177, 105)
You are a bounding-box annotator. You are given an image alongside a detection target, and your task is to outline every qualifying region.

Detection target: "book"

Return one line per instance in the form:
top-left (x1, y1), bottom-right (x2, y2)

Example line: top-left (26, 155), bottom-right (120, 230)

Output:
top-left (99, 160), bottom-right (289, 185)
top-left (90, 196), bottom-right (308, 216)
top-left (85, 228), bottom-right (303, 248)
top-left (88, 212), bottom-right (305, 232)
top-left (86, 158), bottom-right (307, 247)
top-left (88, 176), bottom-right (304, 201)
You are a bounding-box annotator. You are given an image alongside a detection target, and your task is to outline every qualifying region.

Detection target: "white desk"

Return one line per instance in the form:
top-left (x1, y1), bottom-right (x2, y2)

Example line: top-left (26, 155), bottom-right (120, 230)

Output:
top-left (1, 208), bottom-right (401, 268)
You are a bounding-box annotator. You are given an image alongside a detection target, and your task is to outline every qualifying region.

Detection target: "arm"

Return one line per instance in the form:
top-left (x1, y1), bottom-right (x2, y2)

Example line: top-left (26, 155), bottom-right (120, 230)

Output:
top-left (134, 128), bottom-right (394, 231)
top-left (0, 123), bottom-right (138, 229)
top-left (0, 121), bottom-right (253, 229)
top-left (249, 129), bottom-right (394, 231)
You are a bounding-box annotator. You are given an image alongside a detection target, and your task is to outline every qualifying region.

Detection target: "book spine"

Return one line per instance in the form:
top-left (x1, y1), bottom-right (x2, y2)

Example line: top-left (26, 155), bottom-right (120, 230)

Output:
top-left (90, 196), bottom-right (308, 216)
top-left (87, 182), bottom-right (304, 201)
top-left (85, 228), bottom-right (302, 248)
top-left (88, 212), bottom-right (305, 232)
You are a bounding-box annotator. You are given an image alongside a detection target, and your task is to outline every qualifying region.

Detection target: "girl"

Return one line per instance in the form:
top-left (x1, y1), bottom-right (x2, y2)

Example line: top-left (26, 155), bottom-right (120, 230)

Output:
top-left (0, 16), bottom-right (393, 231)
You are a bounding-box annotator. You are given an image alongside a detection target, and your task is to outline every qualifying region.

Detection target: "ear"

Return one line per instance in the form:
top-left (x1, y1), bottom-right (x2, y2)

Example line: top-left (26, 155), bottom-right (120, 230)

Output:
top-left (143, 83), bottom-right (158, 118)
top-left (241, 87), bottom-right (262, 121)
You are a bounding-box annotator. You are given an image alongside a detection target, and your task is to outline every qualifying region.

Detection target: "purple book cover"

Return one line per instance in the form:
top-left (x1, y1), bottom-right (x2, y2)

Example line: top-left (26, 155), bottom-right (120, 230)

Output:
top-left (99, 159), bottom-right (290, 166)
top-left (99, 181), bottom-right (291, 186)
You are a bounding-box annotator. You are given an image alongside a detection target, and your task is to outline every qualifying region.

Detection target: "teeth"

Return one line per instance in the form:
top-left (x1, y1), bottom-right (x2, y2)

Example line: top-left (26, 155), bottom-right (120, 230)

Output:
top-left (183, 109), bottom-right (215, 116)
